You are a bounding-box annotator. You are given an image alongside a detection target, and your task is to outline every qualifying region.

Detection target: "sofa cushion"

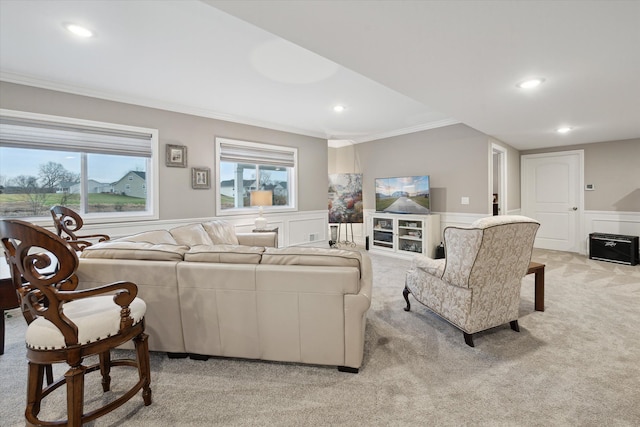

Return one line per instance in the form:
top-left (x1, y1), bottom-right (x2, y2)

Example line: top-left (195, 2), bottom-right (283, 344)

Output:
top-left (261, 247), bottom-right (362, 272)
top-left (80, 241), bottom-right (188, 261)
top-left (184, 244), bottom-right (264, 264)
top-left (118, 229), bottom-right (178, 245)
top-left (169, 223), bottom-right (215, 246)
top-left (202, 220), bottom-right (239, 245)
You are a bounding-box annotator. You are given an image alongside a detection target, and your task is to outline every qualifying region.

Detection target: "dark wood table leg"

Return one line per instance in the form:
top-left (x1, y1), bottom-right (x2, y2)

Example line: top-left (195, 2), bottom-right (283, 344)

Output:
top-left (534, 266), bottom-right (545, 312)
top-left (1, 309), bottom-right (5, 355)
top-left (1, 277), bottom-right (20, 355)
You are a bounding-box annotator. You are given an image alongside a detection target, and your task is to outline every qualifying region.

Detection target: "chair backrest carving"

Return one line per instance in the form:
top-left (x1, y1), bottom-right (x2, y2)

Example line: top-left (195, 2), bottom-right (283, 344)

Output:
top-left (50, 205), bottom-right (110, 251)
top-left (1, 219), bottom-right (81, 344)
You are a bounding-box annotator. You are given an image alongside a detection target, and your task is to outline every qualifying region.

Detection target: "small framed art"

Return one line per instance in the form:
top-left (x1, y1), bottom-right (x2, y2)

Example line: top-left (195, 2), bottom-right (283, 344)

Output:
top-left (192, 167), bottom-right (211, 189)
top-left (166, 144), bottom-right (187, 168)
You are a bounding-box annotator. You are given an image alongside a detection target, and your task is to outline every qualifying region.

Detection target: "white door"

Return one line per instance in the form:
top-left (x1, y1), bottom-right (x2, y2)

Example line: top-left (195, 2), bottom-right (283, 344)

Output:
top-left (521, 151), bottom-right (583, 252)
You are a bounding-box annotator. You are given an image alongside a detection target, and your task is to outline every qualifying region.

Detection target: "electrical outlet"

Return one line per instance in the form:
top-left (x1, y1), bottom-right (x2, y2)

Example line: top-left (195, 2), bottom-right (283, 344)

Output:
top-left (461, 197), bottom-right (470, 205)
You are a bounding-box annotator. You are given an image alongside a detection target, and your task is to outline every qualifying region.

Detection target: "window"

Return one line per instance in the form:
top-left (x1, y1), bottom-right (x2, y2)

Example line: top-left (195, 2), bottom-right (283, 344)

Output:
top-left (215, 137), bottom-right (297, 215)
top-left (0, 109), bottom-right (158, 221)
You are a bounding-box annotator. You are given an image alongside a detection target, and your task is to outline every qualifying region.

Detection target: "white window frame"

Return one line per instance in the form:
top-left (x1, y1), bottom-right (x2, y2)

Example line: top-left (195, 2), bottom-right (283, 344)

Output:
top-left (0, 108), bottom-right (159, 225)
top-left (215, 137), bottom-right (297, 216)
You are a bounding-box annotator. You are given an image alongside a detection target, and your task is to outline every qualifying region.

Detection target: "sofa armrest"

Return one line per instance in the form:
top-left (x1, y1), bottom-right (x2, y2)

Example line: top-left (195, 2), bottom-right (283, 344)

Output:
top-left (237, 232), bottom-right (277, 248)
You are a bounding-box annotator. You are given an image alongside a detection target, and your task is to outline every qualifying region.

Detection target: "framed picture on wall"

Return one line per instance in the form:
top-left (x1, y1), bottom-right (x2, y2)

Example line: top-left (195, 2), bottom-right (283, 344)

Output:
top-left (192, 167), bottom-right (210, 189)
top-left (166, 144), bottom-right (187, 167)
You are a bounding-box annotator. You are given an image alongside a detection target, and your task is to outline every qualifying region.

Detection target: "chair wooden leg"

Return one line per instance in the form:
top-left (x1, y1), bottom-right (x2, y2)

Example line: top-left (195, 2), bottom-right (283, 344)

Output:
top-left (45, 364), bottom-right (54, 385)
top-left (99, 351), bottom-right (111, 392)
top-left (65, 365), bottom-right (86, 427)
top-left (403, 285), bottom-right (411, 312)
top-left (26, 362), bottom-right (45, 421)
top-left (463, 332), bottom-right (474, 347)
top-left (510, 320), bottom-right (520, 332)
top-left (134, 332), bottom-right (152, 406)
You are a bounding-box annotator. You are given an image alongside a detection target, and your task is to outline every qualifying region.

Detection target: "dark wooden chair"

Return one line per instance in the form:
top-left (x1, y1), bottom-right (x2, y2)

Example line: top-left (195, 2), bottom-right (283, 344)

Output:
top-left (0, 219), bottom-right (151, 426)
top-left (50, 205), bottom-right (110, 251)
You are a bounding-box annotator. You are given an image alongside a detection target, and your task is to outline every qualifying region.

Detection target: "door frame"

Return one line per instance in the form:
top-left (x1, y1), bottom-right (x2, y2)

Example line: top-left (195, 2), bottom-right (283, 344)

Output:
top-left (490, 143), bottom-right (507, 216)
top-left (521, 150), bottom-right (585, 253)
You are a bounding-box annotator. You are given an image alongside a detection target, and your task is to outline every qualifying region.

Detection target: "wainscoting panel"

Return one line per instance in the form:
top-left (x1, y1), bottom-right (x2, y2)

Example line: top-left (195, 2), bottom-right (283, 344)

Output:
top-left (583, 210), bottom-right (640, 256)
top-left (57, 210), bottom-right (329, 248)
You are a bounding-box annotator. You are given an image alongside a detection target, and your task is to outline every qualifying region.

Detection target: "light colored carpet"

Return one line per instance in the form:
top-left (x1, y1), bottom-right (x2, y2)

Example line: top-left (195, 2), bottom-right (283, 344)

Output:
top-left (1, 248), bottom-right (639, 426)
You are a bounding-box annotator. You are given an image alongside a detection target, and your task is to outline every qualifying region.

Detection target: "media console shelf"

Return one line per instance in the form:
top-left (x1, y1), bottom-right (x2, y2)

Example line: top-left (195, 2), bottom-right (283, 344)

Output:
top-left (369, 213), bottom-right (440, 258)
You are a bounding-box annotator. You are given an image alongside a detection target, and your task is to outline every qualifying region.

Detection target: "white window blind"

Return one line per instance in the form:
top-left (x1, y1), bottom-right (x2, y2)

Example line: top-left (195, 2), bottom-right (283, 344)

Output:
top-left (219, 141), bottom-right (295, 167)
top-left (0, 117), bottom-right (153, 157)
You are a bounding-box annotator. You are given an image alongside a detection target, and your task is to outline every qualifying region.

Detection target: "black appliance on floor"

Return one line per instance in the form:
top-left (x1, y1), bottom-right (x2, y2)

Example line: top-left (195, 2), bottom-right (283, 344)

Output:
top-left (589, 233), bottom-right (639, 266)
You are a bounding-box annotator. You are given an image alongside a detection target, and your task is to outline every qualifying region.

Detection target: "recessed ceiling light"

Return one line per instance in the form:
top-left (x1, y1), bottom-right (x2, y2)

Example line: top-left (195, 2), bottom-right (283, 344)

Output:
top-left (516, 78), bottom-right (545, 89)
top-left (557, 127), bottom-right (573, 134)
top-left (65, 24), bottom-right (93, 38)
top-left (333, 105), bottom-right (346, 113)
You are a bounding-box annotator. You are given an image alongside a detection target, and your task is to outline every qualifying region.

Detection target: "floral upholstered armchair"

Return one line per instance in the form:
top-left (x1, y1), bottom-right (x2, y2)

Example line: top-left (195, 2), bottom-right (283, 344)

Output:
top-left (404, 215), bottom-right (540, 347)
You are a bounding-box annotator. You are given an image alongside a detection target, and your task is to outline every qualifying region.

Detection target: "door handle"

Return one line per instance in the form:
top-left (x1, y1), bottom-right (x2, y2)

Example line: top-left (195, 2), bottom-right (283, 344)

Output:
top-left (572, 207), bottom-right (578, 211)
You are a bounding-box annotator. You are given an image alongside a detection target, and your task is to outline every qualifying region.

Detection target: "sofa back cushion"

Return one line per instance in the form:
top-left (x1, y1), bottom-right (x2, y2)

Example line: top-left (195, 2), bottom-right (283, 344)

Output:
top-left (202, 220), bottom-right (239, 245)
top-left (80, 241), bottom-right (188, 261)
top-left (184, 244), bottom-right (264, 264)
top-left (169, 223), bottom-right (214, 246)
top-left (119, 229), bottom-right (178, 245)
top-left (261, 247), bottom-right (362, 273)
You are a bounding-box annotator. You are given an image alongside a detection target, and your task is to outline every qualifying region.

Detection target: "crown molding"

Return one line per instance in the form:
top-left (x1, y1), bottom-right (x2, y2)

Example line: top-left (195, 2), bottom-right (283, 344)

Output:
top-left (0, 71), bottom-right (327, 140)
top-left (348, 118), bottom-right (461, 144)
top-left (2, 71), bottom-right (459, 146)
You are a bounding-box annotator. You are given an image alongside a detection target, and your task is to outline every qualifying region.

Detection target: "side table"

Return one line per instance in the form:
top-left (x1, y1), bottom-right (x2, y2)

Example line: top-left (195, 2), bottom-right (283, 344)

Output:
top-left (252, 227), bottom-right (279, 247)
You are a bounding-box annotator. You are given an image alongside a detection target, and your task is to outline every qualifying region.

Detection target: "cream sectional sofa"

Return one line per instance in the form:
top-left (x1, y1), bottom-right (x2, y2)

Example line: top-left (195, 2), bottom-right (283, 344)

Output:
top-left (75, 221), bottom-right (372, 373)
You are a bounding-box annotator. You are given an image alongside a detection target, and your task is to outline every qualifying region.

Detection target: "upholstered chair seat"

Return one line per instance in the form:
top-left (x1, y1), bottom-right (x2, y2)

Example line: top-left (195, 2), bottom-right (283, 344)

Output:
top-left (26, 295), bottom-right (146, 350)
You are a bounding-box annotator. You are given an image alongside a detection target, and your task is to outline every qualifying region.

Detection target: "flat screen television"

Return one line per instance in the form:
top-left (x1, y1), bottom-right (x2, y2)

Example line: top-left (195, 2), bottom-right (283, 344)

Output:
top-left (375, 175), bottom-right (431, 214)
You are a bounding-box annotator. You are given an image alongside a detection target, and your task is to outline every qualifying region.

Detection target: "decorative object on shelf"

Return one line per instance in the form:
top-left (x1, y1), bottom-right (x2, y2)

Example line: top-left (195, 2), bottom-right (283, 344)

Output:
top-left (166, 144), bottom-right (187, 167)
top-left (250, 190), bottom-right (273, 229)
top-left (191, 167), bottom-right (210, 189)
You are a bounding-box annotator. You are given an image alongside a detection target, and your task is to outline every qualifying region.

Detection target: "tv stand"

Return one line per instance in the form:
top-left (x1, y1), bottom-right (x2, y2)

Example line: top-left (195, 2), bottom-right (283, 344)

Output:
top-left (367, 213), bottom-right (440, 258)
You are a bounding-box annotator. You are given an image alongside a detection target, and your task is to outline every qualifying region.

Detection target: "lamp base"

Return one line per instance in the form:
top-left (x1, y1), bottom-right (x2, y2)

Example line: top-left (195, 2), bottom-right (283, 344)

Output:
top-left (254, 216), bottom-right (268, 230)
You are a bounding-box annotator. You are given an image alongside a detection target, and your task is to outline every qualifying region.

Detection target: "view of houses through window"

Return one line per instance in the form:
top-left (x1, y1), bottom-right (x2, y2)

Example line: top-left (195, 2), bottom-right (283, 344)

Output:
top-left (216, 137), bottom-right (297, 213)
top-left (0, 147), bottom-right (148, 218)
top-left (0, 111), bottom-right (156, 220)
top-left (219, 162), bottom-right (289, 209)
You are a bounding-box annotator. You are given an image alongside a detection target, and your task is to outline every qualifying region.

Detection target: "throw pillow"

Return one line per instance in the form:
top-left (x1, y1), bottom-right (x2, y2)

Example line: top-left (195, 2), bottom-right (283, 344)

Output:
top-left (169, 223), bottom-right (214, 246)
top-left (202, 220), bottom-right (239, 245)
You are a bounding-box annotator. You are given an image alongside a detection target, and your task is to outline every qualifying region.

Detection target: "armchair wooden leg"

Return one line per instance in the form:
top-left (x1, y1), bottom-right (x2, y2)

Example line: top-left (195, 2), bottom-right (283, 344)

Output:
top-left (510, 320), bottom-right (520, 332)
top-left (134, 332), bottom-right (152, 406)
top-left (26, 362), bottom-right (44, 419)
top-left (403, 285), bottom-right (411, 312)
top-left (463, 332), bottom-right (474, 347)
top-left (65, 365), bottom-right (86, 427)
top-left (99, 351), bottom-right (111, 392)
top-left (45, 364), bottom-right (54, 385)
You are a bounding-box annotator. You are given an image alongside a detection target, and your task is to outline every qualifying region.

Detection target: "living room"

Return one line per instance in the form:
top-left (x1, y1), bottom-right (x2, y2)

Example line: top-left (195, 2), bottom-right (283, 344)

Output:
top-left (1, 1), bottom-right (639, 426)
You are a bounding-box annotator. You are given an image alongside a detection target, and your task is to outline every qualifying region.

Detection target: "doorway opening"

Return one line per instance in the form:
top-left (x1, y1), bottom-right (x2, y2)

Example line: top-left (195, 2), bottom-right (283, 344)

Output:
top-left (491, 144), bottom-right (507, 216)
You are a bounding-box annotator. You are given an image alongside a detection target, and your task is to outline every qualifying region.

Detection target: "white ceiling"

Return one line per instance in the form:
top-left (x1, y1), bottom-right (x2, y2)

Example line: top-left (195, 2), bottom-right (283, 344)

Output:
top-left (1, 1), bottom-right (639, 151)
